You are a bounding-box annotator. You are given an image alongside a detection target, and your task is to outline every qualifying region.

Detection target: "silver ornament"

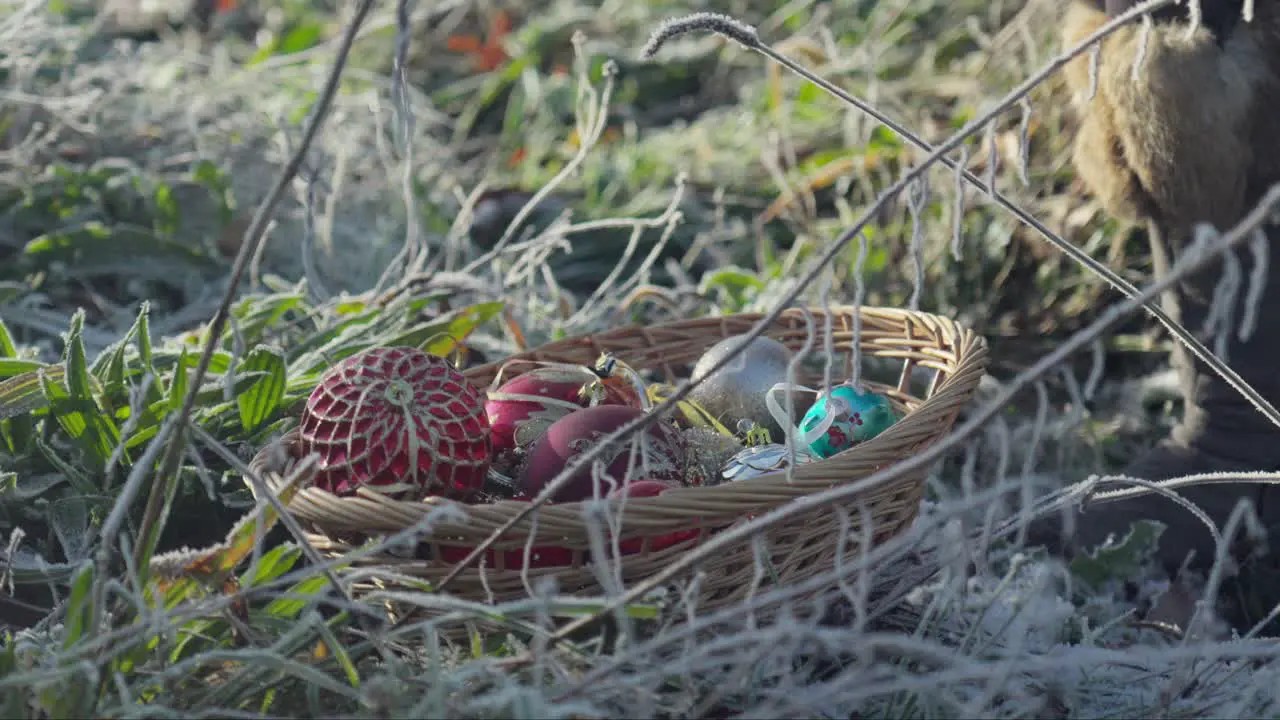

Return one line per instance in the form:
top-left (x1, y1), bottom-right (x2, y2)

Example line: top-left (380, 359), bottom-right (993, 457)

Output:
top-left (720, 443), bottom-right (820, 483)
top-left (687, 334), bottom-right (814, 441)
top-left (686, 333), bottom-right (814, 438)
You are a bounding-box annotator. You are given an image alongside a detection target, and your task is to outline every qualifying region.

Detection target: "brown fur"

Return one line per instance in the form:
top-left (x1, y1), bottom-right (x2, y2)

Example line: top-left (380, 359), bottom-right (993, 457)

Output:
top-left (1062, 2), bottom-right (1280, 241)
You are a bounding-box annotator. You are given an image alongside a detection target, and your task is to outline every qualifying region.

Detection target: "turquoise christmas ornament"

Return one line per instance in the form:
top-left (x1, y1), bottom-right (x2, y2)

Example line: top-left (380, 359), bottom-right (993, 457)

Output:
top-left (796, 383), bottom-right (900, 459)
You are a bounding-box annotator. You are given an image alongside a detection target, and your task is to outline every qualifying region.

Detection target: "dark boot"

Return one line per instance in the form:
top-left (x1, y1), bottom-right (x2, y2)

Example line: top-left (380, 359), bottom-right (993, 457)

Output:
top-left (1053, 220), bottom-right (1280, 575)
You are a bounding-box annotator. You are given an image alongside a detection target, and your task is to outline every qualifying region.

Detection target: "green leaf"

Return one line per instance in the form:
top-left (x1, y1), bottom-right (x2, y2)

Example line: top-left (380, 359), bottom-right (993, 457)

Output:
top-left (384, 301), bottom-right (504, 357)
top-left (241, 543), bottom-right (301, 588)
top-left (0, 472), bottom-right (64, 501)
top-left (152, 182), bottom-right (179, 234)
top-left (38, 369), bottom-right (79, 429)
top-left (546, 601), bottom-right (661, 621)
top-left (0, 633), bottom-right (24, 717)
top-left (0, 317), bottom-right (15, 358)
top-left (314, 619), bottom-right (361, 689)
top-left (0, 358), bottom-right (47, 379)
top-left (286, 308), bottom-right (382, 366)
top-left (1068, 519), bottom-right (1166, 591)
top-left (136, 302), bottom-right (154, 370)
top-left (35, 434), bottom-right (96, 496)
top-left (231, 292), bottom-right (304, 347)
top-left (156, 347), bottom-right (233, 376)
top-left (90, 302), bottom-right (149, 388)
top-left (697, 267), bottom-right (766, 311)
top-left (61, 560), bottom-right (95, 650)
top-left (193, 371), bottom-right (269, 408)
top-left (58, 311), bottom-right (123, 470)
top-left (168, 347), bottom-right (189, 413)
top-left (265, 575), bottom-right (330, 620)
top-left (143, 372), bottom-right (270, 426)
top-left (170, 617), bottom-right (223, 664)
top-left (279, 21), bottom-right (325, 55)
top-left (236, 345), bottom-right (287, 433)
top-left (24, 223), bottom-right (219, 278)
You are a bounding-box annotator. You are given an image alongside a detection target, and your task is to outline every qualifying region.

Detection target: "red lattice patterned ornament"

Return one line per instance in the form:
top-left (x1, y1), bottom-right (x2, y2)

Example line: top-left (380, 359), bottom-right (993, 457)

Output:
top-left (299, 346), bottom-right (491, 501)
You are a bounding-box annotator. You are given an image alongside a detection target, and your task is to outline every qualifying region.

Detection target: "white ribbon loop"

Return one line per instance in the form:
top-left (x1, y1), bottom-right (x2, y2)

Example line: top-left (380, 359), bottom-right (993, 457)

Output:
top-left (765, 382), bottom-right (832, 449)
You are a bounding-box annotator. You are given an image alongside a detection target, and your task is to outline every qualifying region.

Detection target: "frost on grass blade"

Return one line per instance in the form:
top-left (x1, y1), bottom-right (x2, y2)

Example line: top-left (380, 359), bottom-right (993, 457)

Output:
top-left (641, 12), bottom-right (760, 59)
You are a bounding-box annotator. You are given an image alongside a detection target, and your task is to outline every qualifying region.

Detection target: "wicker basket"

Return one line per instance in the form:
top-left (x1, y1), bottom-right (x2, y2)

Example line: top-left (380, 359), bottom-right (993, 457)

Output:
top-left (249, 306), bottom-right (987, 617)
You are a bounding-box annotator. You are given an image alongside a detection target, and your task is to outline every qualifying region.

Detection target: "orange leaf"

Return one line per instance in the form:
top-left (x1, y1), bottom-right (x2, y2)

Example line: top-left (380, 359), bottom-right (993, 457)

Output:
top-left (490, 10), bottom-right (512, 38)
top-left (477, 46), bottom-right (509, 72)
top-left (447, 35), bottom-right (484, 53)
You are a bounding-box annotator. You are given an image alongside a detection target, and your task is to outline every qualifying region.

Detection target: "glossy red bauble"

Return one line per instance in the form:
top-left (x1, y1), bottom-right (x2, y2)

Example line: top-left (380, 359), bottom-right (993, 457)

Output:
top-left (430, 498), bottom-right (576, 569)
top-left (484, 365), bottom-right (634, 465)
top-left (608, 479), bottom-right (678, 499)
top-left (435, 542), bottom-right (576, 569)
top-left (299, 346), bottom-right (491, 501)
top-left (519, 405), bottom-right (686, 503)
top-left (608, 480), bottom-right (700, 553)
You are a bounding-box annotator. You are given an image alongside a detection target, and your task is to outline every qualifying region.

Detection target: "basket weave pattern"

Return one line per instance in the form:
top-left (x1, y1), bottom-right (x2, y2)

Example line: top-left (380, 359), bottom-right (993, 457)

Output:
top-left (251, 306), bottom-right (988, 612)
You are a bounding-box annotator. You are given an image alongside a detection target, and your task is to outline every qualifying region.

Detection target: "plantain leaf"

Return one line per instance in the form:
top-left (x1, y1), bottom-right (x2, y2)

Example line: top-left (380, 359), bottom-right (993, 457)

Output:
top-left (0, 317), bottom-right (15, 358)
top-left (133, 304), bottom-right (166, 410)
top-left (90, 301), bottom-right (149, 391)
top-left (0, 366), bottom-right (59, 420)
top-left (0, 358), bottom-right (49, 379)
top-left (136, 302), bottom-right (154, 370)
top-left (242, 543), bottom-right (301, 588)
top-left (24, 223), bottom-right (219, 278)
top-left (230, 292), bottom-right (305, 347)
top-left (193, 371), bottom-right (270, 409)
top-left (61, 560), bottom-right (95, 650)
top-left (235, 345), bottom-right (287, 433)
top-left (0, 472), bottom-right (64, 501)
top-left (315, 618), bottom-right (361, 689)
top-left (58, 311), bottom-right (123, 470)
top-left (35, 434), bottom-right (95, 497)
top-left (399, 298), bottom-right (504, 353)
top-left (1069, 519), bottom-right (1165, 591)
top-left (167, 347), bottom-right (189, 412)
top-left (265, 575), bottom-right (329, 620)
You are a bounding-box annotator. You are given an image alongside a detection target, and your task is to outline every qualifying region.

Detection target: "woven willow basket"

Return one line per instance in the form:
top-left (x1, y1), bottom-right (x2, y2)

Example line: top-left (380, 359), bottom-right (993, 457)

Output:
top-left (249, 306), bottom-right (987, 619)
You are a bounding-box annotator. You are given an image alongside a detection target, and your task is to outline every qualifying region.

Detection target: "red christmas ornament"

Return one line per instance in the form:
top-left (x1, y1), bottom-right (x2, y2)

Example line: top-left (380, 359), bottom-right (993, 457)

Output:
top-left (436, 542), bottom-right (576, 569)
top-left (608, 480), bottom-right (700, 554)
top-left (519, 405), bottom-right (687, 503)
top-left (299, 346), bottom-right (491, 500)
top-left (484, 363), bottom-right (637, 466)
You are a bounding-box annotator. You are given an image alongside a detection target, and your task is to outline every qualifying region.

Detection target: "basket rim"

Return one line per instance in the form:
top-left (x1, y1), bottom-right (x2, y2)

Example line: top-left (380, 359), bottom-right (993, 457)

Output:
top-left (250, 304), bottom-right (989, 540)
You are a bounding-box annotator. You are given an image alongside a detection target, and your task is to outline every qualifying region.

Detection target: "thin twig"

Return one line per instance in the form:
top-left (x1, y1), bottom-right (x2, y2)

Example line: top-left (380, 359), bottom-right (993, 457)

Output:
top-left (132, 0), bottom-right (378, 579)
